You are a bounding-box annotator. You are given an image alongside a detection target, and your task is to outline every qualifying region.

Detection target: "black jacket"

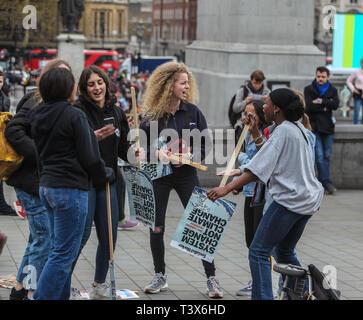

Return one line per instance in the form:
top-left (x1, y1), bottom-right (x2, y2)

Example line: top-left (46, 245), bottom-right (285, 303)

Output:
top-left (304, 80), bottom-right (339, 135)
top-left (139, 101), bottom-right (211, 165)
top-left (28, 100), bottom-right (110, 190)
top-left (5, 94), bottom-right (40, 195)
top-left (0, 90), bottom-right (10, 112)
top-left (75, 95), bottom-right (131, 174)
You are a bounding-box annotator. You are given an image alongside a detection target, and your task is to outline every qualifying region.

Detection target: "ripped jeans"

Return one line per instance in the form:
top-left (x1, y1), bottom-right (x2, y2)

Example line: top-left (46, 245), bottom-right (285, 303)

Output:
top-left (151, 166), bottom-right (216, 277)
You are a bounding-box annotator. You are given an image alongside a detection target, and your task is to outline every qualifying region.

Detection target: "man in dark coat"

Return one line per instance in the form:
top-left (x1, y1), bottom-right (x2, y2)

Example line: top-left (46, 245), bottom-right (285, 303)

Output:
top-left (304, 66), bottom-right (339, 195)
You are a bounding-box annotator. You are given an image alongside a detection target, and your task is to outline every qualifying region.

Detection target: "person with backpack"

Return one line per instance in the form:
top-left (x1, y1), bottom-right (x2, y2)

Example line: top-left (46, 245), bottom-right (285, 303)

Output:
top-left (208, 88), bottom-right (324, 300)
top-left (28, 67), bottom-right (114, 300)
top-left (0, 70), bottom-right (17, 217)
top-left (229, 70), bottom-right (270, 143)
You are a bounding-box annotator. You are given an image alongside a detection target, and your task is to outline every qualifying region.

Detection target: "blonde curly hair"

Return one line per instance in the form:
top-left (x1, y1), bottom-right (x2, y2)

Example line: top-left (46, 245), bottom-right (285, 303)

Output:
top-left (141, 62), bottom-right (198, 121)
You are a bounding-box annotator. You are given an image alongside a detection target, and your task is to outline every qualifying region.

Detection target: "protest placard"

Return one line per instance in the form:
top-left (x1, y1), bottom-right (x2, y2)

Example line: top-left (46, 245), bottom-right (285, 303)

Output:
top-left (140, 161), bottom-right (173, 180)
top-left (170, 186), bottom-right (236, 263)
top-left (123, 165), bottom-right (156, 230)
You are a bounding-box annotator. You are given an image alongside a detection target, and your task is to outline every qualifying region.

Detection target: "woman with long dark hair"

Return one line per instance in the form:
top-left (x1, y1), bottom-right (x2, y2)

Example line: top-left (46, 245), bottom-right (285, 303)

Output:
top-left (220, 99), bottom-right (268, 296)
top-left (73, 65), bottom-right (142, 299)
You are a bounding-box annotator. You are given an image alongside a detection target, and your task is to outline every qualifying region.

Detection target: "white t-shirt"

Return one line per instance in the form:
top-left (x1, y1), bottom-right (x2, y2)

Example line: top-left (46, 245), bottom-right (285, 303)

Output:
top-left (244, 121), bottom-right (324, 215)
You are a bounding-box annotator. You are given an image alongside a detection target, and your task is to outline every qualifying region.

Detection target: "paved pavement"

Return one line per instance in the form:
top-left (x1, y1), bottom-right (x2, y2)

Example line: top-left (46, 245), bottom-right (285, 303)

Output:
top-left (1, 182), bottom-right (362, 301)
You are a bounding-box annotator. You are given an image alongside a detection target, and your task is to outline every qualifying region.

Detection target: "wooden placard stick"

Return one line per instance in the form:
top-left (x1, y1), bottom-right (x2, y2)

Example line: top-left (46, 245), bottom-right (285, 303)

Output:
top-left (219, 125), bottom-right (249, 187)
top-left (166, 151), bottom-right (208, 171)
top-left (131, 87), bottom-right (141, 169)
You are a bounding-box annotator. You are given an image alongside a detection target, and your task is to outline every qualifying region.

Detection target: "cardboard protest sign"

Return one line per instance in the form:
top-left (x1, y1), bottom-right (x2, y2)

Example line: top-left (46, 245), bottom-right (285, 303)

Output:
top-left (140, 161), bottom-right (173, 180)
top-left (123, 165), bottom-right (156, 230)
top-left (170, 186), bottom-right (236, 263)
top-left (170, 125), bottom-right (250, 262)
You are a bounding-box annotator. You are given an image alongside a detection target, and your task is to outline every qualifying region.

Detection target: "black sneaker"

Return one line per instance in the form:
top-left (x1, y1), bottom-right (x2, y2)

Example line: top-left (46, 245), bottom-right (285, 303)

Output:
top-left (9, 287), bottom-right (28, 300)
top-left (324, 184), bottom-right (337, 195)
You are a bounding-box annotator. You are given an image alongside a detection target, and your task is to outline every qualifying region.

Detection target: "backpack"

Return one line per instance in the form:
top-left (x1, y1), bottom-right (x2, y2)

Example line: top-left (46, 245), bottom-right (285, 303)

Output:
top-left (308, 264), bottom-right (340, 300)
top-left (228, 85), bottom-right (247, 127)
top-left (0, 112), bottom-right (24, 181)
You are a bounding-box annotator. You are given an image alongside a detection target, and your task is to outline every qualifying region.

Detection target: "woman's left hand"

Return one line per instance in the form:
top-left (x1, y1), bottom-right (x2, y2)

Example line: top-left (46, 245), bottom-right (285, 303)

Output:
top-left (207, 187), bottom-right (228, 202)
top-left (94, 125), bottom-right (116, 141)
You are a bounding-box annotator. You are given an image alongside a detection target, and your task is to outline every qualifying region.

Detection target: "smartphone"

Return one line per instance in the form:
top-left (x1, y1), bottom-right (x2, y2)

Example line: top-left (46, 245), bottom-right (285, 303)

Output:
top-left (104, 117), bottom-right (115, 127)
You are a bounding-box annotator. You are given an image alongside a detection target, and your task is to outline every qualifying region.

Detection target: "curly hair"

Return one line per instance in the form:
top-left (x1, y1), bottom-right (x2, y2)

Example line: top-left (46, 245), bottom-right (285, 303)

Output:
top-left (141, 62), bottom-right (198, 121)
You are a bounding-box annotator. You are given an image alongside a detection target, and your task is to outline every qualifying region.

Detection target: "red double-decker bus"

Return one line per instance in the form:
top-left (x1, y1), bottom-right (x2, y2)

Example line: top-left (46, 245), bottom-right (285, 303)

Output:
top-left (25, 49), bottom-right (120, 71)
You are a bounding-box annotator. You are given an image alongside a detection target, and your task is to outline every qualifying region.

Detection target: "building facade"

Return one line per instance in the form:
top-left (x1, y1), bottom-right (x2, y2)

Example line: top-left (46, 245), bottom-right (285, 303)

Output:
top-left (0, 0), bottom-right (58, 54)
top-left (151, 0), bottom-right (198, 58)
top-left (80, 0), bottom-right (129, 51)
top-left (127, 0), bottom-right (152, 54)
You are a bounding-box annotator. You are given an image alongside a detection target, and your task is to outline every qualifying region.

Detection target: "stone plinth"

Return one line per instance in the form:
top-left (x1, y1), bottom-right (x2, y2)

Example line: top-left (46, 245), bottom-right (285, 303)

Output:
top-left (57, 33), bottom-right (87, 82)
top-left (186, 0), bottom-right (325, 128)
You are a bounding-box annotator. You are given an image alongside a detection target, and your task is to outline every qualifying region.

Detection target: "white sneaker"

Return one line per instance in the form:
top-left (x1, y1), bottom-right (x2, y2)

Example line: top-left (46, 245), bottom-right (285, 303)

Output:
top-left (206, 276), bottom-right (224, 299)
top-left (69, 287), bottom-right (88, 300)
top-left (89, 283), bottom-right (110, 300)
top-left (236, 280), bottom-right (253, 296)
top-left (144, 273), bottom-right (168, 294)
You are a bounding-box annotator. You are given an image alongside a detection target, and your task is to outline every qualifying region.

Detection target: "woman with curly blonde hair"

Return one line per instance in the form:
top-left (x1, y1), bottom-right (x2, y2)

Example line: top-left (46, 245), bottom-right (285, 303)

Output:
top-left (140, 62), bottom-right (223, 298)
top-left (141, 62), bottom-right (198, 121)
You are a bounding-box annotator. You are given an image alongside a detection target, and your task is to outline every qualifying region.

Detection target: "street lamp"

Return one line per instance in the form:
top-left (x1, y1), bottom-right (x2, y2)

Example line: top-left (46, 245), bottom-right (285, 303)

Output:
top-left (160, 39), bottom-right (168, 56)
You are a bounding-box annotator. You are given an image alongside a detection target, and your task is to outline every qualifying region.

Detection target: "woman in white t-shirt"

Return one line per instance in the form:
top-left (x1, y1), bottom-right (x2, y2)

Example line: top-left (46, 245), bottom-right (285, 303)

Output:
top-left (207, 88), bottom-right (324, 300)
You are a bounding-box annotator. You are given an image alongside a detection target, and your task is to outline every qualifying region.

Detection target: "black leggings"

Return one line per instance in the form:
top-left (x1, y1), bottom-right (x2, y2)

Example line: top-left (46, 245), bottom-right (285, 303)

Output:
top-left (244, 197), bottom-right (264, 248)
top-left (150, 166), bottom-right (216, 278)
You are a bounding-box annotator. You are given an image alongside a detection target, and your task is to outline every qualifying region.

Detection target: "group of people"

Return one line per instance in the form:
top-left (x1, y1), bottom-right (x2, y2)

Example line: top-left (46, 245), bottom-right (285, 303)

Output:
top-left (211, 65), bottom-right (340, 299)
top-left (0, 58), bottom-right (340, 301)
top-left (2, 59), bottom-right (143, 300)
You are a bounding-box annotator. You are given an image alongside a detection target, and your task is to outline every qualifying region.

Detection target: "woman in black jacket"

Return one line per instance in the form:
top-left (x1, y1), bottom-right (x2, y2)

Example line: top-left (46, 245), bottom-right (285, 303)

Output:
top-left (29, 67), bottom-right (112, 300)
top-left (73, 65), bottom-right (141, 299)
top-left (139, 62), bottom-right (222, 298)
top-left (4, 59), bottom-right (72, 300)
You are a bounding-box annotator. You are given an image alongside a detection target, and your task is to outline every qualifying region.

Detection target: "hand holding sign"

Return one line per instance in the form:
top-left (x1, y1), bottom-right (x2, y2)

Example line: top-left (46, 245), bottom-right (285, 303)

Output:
top-left (207, 125), bottom-right (250, 201)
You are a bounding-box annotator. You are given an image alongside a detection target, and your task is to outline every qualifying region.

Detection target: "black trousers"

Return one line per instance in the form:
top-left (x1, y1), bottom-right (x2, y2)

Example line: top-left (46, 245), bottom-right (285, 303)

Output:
top-left (116, 168), bottom-right (126, 221)
top-left (0, 181), bottom-right (10, 207)
top-left (244, 197), bottom-right (264, 248)
top-left (150, 165), bottom-right (216, 278)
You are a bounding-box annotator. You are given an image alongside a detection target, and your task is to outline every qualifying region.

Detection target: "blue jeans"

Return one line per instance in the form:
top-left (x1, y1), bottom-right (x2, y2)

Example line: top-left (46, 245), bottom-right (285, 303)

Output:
top-left (33, 187), bottom-right (88, 300)
top-left (14, 189), bottom-right (51, 290)
top-left (314, 133), bottom-right (334, 188)
top-left (353, 98), bottom-right (363, 125)
top-left (77, 184), bottom-right (118, 283)
top-left (248, 201), bottom-right (311, 300)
